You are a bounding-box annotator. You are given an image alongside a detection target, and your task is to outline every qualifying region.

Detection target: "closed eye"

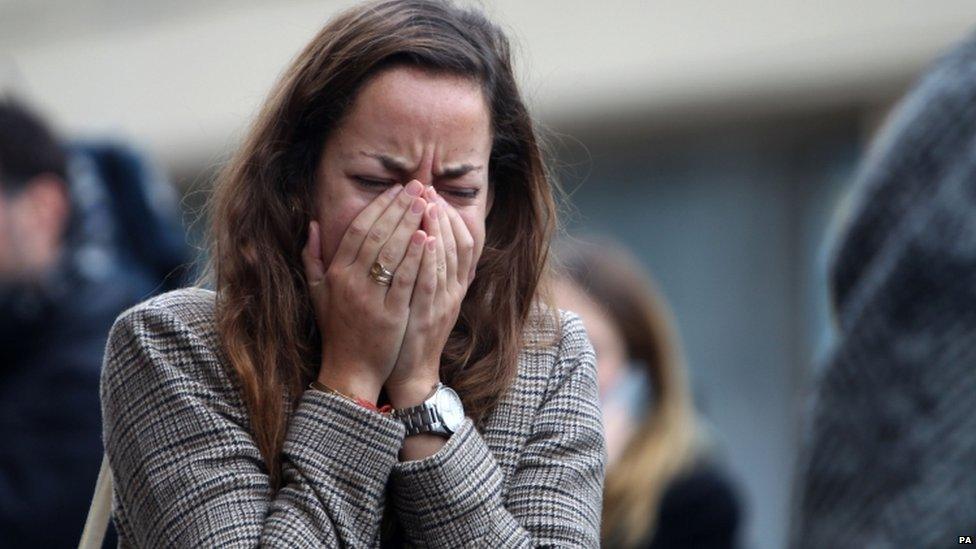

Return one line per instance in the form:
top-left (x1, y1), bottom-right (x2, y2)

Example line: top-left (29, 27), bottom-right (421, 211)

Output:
top-left (353, 176), bottom-right (480, 199)
top-left (441, 187), bottom-right (480, 199)
top-left (353, 176), bottom-right (396, 190)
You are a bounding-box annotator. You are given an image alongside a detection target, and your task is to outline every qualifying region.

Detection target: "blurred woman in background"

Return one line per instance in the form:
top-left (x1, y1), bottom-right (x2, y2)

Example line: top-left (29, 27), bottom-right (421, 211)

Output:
top-left (553, 236), bottom-right (741, 548)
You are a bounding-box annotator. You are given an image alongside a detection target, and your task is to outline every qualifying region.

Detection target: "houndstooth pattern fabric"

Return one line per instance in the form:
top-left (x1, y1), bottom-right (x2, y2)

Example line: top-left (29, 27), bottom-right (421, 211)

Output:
top-left (99, 287), bottom-right (605, 547)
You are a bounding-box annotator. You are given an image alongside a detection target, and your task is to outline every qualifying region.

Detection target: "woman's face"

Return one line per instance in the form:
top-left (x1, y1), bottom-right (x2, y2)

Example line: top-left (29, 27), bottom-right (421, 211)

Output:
top-left (314, 66), bottom-right (494, 272)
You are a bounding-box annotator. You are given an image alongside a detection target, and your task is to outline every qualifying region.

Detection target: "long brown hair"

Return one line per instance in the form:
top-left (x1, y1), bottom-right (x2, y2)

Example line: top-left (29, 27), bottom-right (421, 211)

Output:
top-left (202, 0), bottom-right (562, 491)
top-left (554, 236), bottom-right (699, 547)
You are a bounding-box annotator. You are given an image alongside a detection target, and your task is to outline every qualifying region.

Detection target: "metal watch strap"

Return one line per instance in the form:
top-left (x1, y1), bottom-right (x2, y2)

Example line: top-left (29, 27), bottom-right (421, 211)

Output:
top-left (392, 382), bottom-right (450, 436)
top-left (397, 402), bottom-right (449, 436)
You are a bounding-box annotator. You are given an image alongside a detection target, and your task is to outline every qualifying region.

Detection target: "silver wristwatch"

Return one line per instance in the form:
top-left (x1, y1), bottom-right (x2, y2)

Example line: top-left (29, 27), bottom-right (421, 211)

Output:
top-left (391, 382), bottom-right (465, 437)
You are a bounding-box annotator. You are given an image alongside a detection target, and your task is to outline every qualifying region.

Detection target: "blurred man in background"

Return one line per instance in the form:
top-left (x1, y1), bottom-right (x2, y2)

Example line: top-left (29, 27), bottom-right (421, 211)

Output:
top-left (0, 97), bottom-right (190, 546)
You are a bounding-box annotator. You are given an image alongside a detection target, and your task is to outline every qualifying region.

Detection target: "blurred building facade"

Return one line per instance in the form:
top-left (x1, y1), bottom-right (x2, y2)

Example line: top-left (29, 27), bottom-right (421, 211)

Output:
top-left (4, 1), bottom-right (975, 547)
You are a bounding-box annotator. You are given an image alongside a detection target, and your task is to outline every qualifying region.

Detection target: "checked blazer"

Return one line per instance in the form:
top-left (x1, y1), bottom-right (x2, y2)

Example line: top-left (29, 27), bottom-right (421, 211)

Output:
top-left (99, 287), bottom-right (606, 547)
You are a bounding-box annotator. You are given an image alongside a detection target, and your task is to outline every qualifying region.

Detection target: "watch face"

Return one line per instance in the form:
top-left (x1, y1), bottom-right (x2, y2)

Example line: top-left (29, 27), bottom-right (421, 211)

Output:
top-left (435, 387), bottom-right (465, 431)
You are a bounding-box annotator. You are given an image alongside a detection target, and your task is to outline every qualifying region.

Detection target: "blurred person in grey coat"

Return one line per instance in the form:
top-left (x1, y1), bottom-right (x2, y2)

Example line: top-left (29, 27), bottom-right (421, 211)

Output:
top-left (793, 31), bottom-right (976, 548)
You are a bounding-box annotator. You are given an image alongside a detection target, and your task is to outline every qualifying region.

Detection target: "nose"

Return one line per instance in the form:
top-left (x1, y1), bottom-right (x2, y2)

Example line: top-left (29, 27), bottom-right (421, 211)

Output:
top-left (407, 151), bottom-right (436, 188)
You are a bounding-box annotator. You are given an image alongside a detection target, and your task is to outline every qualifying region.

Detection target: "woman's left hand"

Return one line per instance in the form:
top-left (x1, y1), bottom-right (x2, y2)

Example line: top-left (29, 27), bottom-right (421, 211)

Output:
top-left (384, 185), bottom-right (476, 408)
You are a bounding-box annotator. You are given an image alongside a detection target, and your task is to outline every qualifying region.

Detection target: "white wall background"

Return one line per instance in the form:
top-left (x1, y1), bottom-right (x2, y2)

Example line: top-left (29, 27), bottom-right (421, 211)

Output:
top-left (3, 0), bottom-right (974, 169)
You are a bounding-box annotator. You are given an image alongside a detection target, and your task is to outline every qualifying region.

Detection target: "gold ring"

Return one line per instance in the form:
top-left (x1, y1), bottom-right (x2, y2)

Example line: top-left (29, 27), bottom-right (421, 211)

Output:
top-left (369, 261), bottom-right (394, 286)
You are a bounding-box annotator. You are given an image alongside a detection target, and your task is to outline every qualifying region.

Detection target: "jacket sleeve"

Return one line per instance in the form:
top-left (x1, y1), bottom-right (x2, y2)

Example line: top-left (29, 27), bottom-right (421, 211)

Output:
top-left (388, 311), bottom-right (607, 547)
top-left (100, 303), bottom-right (406, 548)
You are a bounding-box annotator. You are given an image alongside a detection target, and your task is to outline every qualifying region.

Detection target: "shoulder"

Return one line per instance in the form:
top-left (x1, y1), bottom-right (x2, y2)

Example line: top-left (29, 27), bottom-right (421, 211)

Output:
top-left (540, 305), bottom-right (595, 362)
top-left (550, 308), bottom-right (598, 409)
top-left (518, 306), bottom-right (598, 404)
top-left (554, 308), bottom-right (594, 361)
top-left (112, 286), bottom-right (217, 331)
top-left (100, 287), bottom-right (228, 409)
top-left (106, 286), bottom-right (218, 351)
top-left (99, 287), bottom-right (256, 477)
top-left (481, 306), bottom-right (603, 480)
top-left (523, 303), bottom-right (592, 354)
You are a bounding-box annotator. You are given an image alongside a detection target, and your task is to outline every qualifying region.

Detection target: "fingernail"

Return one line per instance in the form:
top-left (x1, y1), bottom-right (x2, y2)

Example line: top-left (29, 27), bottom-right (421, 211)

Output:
top-left (427, 237), bottom-right (436, 251)
top-left (406, 180), bottom-right (423, 197)
top-left (411, 197), bottom-right (425, 213)
top-left (411, 231), bottom-right (426, 245)
top-left (427, 186), bottom-right (437, 199)
top-left (428, 202), bottom-right (438, 217)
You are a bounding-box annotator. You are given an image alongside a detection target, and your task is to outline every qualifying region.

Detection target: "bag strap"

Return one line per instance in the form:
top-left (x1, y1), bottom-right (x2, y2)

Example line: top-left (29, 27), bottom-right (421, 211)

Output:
top-left (78, 452), bottom-right (113, 549)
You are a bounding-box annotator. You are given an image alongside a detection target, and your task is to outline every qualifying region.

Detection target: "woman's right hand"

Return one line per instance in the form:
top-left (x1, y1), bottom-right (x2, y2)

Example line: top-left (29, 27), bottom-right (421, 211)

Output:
top-left (301, 179), bottom-right (432, 404)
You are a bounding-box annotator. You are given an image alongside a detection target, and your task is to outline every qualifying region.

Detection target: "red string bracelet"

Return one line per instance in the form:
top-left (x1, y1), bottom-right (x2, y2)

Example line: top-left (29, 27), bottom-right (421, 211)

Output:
top-left (309, 381), bottom-right (393, 414)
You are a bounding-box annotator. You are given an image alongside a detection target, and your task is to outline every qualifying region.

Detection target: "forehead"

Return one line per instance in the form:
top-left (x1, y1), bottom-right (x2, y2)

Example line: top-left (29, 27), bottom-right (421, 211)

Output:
top-left (336, 66), bottom-right (491, 152)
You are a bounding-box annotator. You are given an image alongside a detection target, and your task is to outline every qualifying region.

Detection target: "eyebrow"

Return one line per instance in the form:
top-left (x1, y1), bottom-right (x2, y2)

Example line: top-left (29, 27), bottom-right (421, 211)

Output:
top-left (360, 151), bottom-right (483, 179)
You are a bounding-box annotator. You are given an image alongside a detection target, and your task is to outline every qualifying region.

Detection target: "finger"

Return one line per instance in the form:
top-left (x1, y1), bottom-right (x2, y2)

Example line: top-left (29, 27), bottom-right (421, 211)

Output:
top-left (430, 187), bottom-right (457, 288)
top-left (422, 199), bottom-right (448, 294)
top-left (467, 226), bottom-right (482, 286)
top-left (332, 183), bottom-right (404, 268)
top-left (355, 180), bottom-right (426, 271)
top-left (371, 187), bottom-right (428, 279)
top-left (411, 235), bottom-right (438, 310)
top-left (386, 229), bottom-right (427, 310)
top-left (301, 220), bottom-right (325, 286)
top-left (438, 194), bottom-right (474, 287)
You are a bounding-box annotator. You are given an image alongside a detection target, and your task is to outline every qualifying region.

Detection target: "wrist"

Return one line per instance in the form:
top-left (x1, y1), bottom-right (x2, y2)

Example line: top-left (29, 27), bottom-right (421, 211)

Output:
top-left (399, 433), bottom-right (448, 460)
top-left (317, 368), bottom-right (382, 406)
top-left (386, 378), bottom-right (440, 408)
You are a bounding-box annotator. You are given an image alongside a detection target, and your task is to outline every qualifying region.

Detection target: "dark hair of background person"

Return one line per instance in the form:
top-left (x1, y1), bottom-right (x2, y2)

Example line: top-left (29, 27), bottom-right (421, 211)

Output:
top-left (201, 0), bottom-right (564, 492)
top-left (0, 96), bottom-right (191, 292)
top-left (0, 98), bottom-right (67, 193)
top-left (553, 236), bottom-right (703, 546)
